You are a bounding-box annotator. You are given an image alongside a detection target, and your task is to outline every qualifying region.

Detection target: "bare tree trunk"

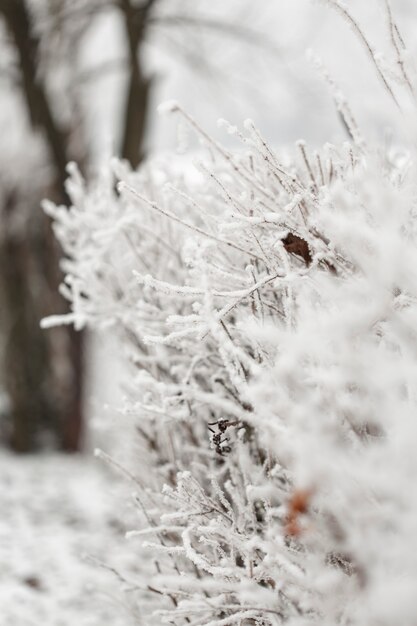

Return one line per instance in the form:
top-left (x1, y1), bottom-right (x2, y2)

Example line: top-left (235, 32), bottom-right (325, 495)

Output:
top-left (0, 200), bottom-right (51, 451)
top-left (120, 58), bottom-right (151, 167)
top-left (0, 0), bottom-right (84, 452)
top-left (119, 0), bottom-right (155, 167)
top-left (0, 0), bottom-right (158, 452)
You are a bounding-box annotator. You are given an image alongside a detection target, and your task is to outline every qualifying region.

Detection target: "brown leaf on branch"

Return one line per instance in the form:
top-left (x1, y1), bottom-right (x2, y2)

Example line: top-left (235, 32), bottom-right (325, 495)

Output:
top-left (284, 488), bottom-right (313, 537)
top-left (282, 233), bottom-right (312, 266)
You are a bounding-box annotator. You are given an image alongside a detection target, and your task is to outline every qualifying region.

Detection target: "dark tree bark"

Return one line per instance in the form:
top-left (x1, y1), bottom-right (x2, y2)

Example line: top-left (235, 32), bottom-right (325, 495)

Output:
top-left (0, 0), bottom-right (84, 452)
top-left (0, 196), bottom-right (51, 451)
top-left (119, 0), bottom-right (155, 167)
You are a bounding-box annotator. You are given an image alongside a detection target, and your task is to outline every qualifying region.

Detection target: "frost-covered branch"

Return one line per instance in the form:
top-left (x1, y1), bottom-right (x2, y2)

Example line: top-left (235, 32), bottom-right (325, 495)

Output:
top-left (44, 10), bottom-right (417, 624)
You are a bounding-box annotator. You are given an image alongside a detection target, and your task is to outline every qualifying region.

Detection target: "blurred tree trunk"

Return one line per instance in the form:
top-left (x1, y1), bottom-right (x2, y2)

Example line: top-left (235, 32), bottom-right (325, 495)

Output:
top-left (0, 195), bottom-right (51, 452)
top-left (0, 0), bottom-right (156, 452)
top-left (119, 0), bottom-right (155, 167)
top-left (0, 0), bottom-right (83, 452)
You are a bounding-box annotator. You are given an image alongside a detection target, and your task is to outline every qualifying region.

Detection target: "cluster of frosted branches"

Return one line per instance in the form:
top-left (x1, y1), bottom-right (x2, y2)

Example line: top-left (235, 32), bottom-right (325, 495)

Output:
top-left (44, 6), bottom-right (417, 625)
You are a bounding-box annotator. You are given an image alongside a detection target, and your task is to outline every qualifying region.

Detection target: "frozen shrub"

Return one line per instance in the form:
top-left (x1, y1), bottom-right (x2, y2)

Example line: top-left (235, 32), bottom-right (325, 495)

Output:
top-left (44, 4), bottom-right (417, 625)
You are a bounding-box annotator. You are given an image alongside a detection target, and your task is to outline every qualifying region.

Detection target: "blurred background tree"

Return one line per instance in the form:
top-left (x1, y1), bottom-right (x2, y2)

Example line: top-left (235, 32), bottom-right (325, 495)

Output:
top-left (0, 0), bottom-right (282, 452)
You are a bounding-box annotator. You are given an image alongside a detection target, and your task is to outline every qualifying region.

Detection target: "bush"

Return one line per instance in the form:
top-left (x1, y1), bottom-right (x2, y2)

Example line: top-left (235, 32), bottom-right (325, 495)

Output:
top-left (44, 5), bottom-right (417, 624)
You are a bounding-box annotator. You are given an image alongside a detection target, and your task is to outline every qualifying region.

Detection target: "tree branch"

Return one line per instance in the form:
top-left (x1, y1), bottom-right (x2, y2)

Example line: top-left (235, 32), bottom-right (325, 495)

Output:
top-left (147, 13), bottom-right (282, 57)
top-left (0, 0), bottom-right (69, 201)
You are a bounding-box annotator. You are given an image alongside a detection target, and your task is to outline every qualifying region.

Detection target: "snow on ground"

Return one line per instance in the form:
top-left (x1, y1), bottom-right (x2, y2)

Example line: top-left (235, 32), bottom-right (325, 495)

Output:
top-left (0, 450), bottom-right (141, 626)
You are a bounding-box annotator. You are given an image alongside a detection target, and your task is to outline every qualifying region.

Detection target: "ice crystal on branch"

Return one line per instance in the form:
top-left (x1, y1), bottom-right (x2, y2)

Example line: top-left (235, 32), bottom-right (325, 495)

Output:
top-left (44, 6), bottom-right (417, 624)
